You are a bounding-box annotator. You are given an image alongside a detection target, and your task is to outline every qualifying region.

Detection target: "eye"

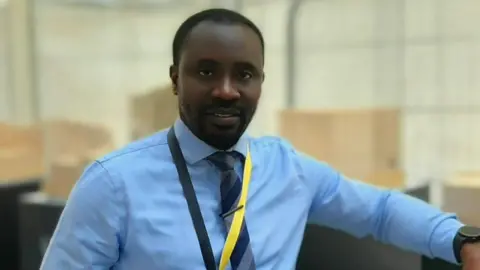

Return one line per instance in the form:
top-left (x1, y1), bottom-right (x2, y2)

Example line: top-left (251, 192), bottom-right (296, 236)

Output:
top-left (239, 70), bottom-right (253, 80)
top-left (199, 69), bottom-right (213, 77)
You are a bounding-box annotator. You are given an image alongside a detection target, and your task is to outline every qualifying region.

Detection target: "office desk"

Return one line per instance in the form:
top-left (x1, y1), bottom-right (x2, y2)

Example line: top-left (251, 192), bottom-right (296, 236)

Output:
top-left (0, 179), bottom-right (41, 270)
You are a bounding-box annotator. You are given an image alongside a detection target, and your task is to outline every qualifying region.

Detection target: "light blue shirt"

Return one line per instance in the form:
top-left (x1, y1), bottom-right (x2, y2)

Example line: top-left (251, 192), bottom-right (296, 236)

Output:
top-left (41, 119), bottom-right (463, 270)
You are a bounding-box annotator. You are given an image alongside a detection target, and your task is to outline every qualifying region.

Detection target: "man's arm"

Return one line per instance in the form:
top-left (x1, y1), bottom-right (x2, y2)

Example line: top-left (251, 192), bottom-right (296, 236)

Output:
top-left (298, 152), bottom-right (463, 264)
top-left (40, 161), bottom-right (125, 269)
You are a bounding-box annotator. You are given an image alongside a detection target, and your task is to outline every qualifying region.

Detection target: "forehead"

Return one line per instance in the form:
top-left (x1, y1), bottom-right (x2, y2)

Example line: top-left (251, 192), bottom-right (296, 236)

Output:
top-left (180, 21), bottom-right (263, 68)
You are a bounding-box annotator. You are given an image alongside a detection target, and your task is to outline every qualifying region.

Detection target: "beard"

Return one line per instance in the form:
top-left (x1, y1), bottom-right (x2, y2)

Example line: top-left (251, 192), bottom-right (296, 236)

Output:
top-left (180, 103), bottom-right (256, 150)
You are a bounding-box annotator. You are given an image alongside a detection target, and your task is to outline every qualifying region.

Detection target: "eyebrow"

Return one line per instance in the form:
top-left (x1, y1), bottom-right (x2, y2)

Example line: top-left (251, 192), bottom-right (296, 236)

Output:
top-left (196, 58), bottom-right (261, 71)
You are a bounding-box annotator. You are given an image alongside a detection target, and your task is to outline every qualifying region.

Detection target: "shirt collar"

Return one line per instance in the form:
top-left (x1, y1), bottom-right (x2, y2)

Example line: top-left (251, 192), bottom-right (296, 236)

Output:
top-left (173, 119), bottom-right (249, 164)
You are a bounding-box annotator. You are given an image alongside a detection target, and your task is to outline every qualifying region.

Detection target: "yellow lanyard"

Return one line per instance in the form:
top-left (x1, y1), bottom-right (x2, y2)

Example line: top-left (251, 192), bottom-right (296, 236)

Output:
top-left (218, 145), bottom-right (253, 270)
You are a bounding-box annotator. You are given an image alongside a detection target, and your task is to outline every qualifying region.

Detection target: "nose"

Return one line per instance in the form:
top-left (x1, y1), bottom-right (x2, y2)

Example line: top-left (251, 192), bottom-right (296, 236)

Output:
top-left (211, 77), bottom-right (240, 100)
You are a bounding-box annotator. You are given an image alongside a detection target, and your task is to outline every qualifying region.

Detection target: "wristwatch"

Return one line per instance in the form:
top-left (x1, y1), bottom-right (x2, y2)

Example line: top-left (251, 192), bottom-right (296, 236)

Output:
top-left (453, 226), bottom-right (480, 263)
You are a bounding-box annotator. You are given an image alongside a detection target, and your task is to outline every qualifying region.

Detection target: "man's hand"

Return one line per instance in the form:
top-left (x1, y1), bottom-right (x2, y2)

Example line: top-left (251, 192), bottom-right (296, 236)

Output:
top-left (461, 243), bottom-right (480, 270)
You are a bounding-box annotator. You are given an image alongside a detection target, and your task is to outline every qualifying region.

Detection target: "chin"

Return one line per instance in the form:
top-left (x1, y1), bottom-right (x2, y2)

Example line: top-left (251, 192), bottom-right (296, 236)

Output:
top-left (184, 113), bottom-right (251, 150)
top-left (202, 123), bottom-right (245, 150)
top-left (206, 136), bottom-right (239, 150)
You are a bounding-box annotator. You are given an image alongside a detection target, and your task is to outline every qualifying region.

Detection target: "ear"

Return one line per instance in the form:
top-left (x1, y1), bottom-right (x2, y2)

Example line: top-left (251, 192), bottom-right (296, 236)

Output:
top-left (169, 65), bottom-right (179, 95)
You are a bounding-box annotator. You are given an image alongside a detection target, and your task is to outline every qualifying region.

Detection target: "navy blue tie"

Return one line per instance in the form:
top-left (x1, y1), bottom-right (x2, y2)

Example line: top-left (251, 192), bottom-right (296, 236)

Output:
top-left (209, 152), bottom-right (256, 270)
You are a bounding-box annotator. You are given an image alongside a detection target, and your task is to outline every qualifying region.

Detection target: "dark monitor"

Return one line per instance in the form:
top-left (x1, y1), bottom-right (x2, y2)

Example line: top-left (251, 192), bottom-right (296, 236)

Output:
top-left (18, 192), bottom-right (65, 270)
top-left (0, 179), bottom-right (41, 270)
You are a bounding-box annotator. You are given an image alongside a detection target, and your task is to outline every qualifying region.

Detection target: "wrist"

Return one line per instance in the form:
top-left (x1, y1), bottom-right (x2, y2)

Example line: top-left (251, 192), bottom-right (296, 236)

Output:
top-left (461, 243), bottom-right (480, 263)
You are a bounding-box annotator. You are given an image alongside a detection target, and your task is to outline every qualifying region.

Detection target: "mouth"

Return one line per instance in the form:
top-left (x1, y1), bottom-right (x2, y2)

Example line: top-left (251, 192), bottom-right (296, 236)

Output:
top-left (213, 112), bottom-right (237, 118)
top-left (205, 110), bottom-right (241, 128)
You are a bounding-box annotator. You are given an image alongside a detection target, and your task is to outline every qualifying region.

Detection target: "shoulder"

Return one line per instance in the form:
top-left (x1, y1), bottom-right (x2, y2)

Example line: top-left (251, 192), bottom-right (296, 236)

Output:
top-left (248, 135), bottom-right (310, 160)
top-left (249, 135), bottom-right (295, 154)
top-left (250, 135), bottom-right (335, 177)
top-left (248, 135), bottom-right (304, 169)
top-left (99, 129), bottom-right (170, 164)
top-left (86, 129), bottom-right (172, 181)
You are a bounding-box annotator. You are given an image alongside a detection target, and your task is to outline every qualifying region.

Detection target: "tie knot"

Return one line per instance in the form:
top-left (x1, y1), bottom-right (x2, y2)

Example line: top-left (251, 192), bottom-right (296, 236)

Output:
top-left (208, 151), bottom-right (238, 171)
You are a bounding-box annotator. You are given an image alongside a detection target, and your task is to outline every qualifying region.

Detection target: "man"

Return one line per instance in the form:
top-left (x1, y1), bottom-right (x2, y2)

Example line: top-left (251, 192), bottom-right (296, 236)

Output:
top-left (41, 8), bottom-right (480, 270)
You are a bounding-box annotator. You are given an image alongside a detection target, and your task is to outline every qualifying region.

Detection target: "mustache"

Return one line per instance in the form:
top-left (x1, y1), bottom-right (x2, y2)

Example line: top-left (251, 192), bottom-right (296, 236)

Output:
top-left (203, 102), bottom-right (243, 115)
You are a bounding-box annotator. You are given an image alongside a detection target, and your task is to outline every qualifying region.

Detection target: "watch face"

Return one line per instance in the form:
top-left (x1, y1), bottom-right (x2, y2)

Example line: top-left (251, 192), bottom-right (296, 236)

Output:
top-left (460, 226), bottom-right (480, 238)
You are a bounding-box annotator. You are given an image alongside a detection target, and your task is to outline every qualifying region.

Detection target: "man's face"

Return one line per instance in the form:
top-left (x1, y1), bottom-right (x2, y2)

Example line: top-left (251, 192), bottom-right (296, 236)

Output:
top-left (170, 21), bottom-right (264, 150)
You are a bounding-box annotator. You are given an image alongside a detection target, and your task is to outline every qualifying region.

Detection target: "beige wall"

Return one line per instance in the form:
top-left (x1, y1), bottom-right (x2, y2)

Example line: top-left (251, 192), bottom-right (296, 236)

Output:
top-left (5, 0), bottom-right (480, 186)
top-left (33, 4), bottom-right (191, 145)
top-left (0, 5), bottom-right (10, 122)
top-left (2, 0), bottom-right (36, 124)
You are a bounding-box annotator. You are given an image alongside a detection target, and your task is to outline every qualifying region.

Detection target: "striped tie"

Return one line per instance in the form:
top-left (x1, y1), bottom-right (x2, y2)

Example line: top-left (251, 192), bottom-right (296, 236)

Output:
top-left (209, 152), bottom-right (256, 270)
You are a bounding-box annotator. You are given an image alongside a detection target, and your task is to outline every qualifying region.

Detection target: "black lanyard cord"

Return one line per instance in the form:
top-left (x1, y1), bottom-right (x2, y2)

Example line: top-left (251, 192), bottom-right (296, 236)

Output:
top-left (167, 127), bottom-right (217, 270)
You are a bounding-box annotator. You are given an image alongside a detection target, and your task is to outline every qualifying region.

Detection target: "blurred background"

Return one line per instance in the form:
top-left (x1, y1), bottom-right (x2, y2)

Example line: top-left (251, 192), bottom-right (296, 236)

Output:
top-left (0, 0), bottom-right (479, 269)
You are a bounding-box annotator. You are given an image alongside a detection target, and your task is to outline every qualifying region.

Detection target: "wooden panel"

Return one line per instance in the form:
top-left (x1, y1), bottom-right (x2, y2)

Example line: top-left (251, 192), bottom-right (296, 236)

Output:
top-left (130, 85), bottom-right (178, 140)
top-left (41, 121), bottom-right (114, 199)
top-left (444, 173), bottom-right (480, 226)
top-left (0, 121), bottom-right (113, 197)
top-left (42, 120), bottom-right (114, 159)
top-left (365, 170), bottom-right (405, 189)
top-left (279, 110), bottom-right (332, 161)
top-left (279, 108), bottom-right (401, 186)
top-left (42, 158), bottom-right (87, 200)
top-left (329, 111), bottom-right (377, 177)
top-left (373, 109), bottom-right (401, 169)
top-left (0, 123), bottom-right (44, 180)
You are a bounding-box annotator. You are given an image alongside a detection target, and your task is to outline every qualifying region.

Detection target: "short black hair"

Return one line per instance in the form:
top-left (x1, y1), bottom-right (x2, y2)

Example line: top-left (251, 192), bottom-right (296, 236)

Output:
top-left (172, 8), bottom-right (265, 66)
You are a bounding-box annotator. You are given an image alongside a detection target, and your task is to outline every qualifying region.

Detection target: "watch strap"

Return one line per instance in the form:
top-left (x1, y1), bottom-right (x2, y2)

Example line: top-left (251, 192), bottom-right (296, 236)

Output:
top-left (453, 231), bottom-right (465, 263)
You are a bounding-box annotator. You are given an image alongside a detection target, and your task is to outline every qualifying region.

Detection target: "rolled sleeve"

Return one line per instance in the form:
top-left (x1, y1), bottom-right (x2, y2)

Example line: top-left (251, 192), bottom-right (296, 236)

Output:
top-left (40, 161), bottom-right (125, 270)
top-left (428, 215), bottom-right (463, 264)
top-left (297, 150), bottom-right (463, 264)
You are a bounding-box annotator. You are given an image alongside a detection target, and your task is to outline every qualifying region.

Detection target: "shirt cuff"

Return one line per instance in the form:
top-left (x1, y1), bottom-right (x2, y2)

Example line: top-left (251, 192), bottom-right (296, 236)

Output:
top-left (429, 214), bottom-right (464, 264)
